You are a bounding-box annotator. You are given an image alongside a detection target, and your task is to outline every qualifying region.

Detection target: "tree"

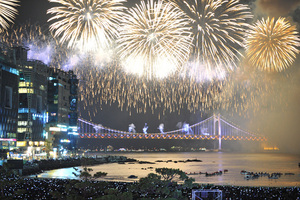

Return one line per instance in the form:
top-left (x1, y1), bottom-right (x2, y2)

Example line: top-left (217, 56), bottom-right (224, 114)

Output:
top-left (136, 168), bottom-right (195, 199)
top-left (139, 173), bottom-right (162, 194)
top-left (155, 168), bottom-right (189, 183)
top-left (73, 167), bottom-right (107, 181)
top-left (94, 171), bottom-right (108, 179)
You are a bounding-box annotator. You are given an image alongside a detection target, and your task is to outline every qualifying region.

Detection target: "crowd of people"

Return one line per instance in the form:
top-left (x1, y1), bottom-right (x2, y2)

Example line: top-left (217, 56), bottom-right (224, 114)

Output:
top-left (0, 172), bottom-right (299, 199)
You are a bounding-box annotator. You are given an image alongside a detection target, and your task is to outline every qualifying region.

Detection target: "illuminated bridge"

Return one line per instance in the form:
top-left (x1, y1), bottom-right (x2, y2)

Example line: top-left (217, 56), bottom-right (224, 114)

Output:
top-left (78, 114), bottom-right (267, 150)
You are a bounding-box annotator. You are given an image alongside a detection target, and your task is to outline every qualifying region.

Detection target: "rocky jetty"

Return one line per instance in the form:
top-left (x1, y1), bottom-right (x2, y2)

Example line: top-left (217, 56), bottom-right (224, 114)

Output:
top-left (20, 156), bottom-right (137, 176)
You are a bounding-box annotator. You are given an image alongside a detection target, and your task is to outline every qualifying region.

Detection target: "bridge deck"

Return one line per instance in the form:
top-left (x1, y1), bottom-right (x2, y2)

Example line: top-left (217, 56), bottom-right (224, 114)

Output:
top-left (80, 133), bottom-right (267, 141)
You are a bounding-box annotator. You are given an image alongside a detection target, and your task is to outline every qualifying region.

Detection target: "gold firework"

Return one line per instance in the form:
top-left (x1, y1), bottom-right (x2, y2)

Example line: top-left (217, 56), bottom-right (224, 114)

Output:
top-left (245, 17), bottom-right (300, 72)
top-left (47, 0), bottom-right (125, 51)
top-left (170, 0), bottom-right (252, 73)
top-left (117, 0), bottom-right (192, 79)
top-left (0, 0), bottom-right (19, 31)
top-left (76, 62), bottom-right (225, 118)
top-left (76, 58), bottom-right (291, 121)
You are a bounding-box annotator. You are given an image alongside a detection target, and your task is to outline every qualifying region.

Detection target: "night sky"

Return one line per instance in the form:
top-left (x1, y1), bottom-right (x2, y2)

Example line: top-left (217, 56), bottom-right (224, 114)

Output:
top-left (16, 0), bottom-right (141, 25)
top-left (12, 0), bottom-right (300, 153)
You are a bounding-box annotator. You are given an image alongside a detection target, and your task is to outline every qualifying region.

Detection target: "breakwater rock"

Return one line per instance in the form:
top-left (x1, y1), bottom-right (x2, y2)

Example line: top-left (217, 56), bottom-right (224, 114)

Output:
top-left (21, 156), bottom-right (136, 176)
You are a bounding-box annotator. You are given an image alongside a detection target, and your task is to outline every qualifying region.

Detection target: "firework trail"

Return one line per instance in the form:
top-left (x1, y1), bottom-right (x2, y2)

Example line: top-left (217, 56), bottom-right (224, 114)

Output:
top-left (117, 0), bottom-right (192, 79)
top-left (170, 0), bottom-right (252, 74)
top-left (245, 17), bottom-right (300, 72)
top-left (0, 23), bottom-right (68, 68)
top-left (0, 0), bottom-right (19, 31)
top-left (76, 62), bottom-right (225, 119)
top-left (47, 0), bottom-right (125, 52)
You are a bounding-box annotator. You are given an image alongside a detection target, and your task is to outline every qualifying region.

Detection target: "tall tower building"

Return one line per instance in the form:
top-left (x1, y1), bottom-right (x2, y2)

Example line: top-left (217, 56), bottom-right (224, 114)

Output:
top-left (47, 68), bottom-right (78, 151)
top-left (17, 60), bottom-right (49, 141)
top-left (8, 47), bottom-right (49, 154)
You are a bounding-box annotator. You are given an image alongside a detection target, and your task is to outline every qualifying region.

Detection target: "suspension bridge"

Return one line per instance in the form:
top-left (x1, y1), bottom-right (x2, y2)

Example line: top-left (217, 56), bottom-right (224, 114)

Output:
top-left (77, 114), bottom-right (267, 150)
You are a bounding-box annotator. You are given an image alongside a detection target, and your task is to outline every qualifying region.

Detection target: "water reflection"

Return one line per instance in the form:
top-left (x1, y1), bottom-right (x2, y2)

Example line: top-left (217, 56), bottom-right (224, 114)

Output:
top-left (37, 167), bottom-right (80, 179)
top-left (35, 152), bottom-right (300, 187)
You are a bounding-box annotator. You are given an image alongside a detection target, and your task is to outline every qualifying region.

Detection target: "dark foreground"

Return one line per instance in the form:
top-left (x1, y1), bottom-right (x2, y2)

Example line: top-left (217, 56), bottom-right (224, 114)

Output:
top-left (1, 175), bottom-right (299, 200)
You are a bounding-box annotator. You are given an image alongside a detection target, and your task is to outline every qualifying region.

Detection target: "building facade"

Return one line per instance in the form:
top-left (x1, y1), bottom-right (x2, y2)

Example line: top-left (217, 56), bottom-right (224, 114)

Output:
top-left (0, 52), bottom-right (19, 151)
top-left (17, 57), bottom-right (49, 142)
top-left (3, 46), bottom-right (49, 157)
top-left (0, 46), bottom-right (79, 157)
top-left (47, 68), bottom-right (78, 151)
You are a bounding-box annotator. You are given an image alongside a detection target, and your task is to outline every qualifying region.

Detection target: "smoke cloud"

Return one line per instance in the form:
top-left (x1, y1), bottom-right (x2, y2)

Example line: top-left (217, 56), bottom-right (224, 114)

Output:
top-left (255, 0), bottom-right (300, 17)
top-left (247, 57), bottom-right (300, 153)
top-left (243, 0), bottom-right (300, 154)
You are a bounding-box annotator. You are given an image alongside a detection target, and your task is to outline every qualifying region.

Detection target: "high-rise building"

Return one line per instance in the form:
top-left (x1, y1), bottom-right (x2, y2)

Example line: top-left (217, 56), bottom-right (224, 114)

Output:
top-left (17, 60), bottom-right (49, 141)
top-left (0, 51), bottom-right (19, 151)
top-left (7, 47), bottom-right (49, 154)
top-left (47, 68), bottom-right (78, 151)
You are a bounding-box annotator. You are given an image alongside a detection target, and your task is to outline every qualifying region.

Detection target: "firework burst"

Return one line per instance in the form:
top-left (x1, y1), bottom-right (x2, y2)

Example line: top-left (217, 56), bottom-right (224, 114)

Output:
top-left (47, 0), bottom-right (125, 51)
top-left (170, 0), bottom-right (252, 73)
top-left (117, 0), bottom-right (192, 79)
top-left (245, 17), bottom-right (300, 72)
top-left (0, 0), bottom-right (19, 31)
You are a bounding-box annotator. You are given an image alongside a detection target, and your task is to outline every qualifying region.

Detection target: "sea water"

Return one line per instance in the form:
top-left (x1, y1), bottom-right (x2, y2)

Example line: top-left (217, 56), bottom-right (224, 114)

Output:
top-left (36, 152), bottom-right (300, 187)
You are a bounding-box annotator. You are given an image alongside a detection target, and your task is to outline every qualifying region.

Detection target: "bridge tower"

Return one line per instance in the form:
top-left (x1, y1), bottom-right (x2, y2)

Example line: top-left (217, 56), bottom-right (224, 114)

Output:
top-left (213, 114), bottom-right (222, 151)
top-left (218, 114), bottom-right (221, 151)
top-left (93, 124), bottom-right (102, 134)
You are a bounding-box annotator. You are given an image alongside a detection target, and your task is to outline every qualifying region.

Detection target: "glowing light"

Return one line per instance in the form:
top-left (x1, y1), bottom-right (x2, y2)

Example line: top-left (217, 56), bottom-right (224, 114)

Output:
top-left (170, 0), bottom-right (252, 72)
top-left (180, 60), bottom-right (227, 82)
top-left (117, 0), bottom-right (192, 79)
top-left (245, 17), bottom-right (300, 72)
top-left (47, 0), bottom-right (126, 52)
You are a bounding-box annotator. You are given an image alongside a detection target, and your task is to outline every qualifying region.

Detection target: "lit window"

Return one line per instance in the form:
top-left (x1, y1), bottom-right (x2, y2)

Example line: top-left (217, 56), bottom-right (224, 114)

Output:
top-left (18, 121), bottom-right (28, 126)
top-left (19, 82), bottom-right (33, 87)
top-left (19, 88), bottom-right (34, 94)
top-left (17, 128), bottom-right (27, 133)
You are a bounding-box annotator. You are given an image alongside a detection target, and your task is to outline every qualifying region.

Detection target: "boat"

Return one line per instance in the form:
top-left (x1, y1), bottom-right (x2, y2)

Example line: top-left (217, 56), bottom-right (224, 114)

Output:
top-left (285, 173), bottom-right (295, 175)
top-left (128, 175), bottom-right (138, 179)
